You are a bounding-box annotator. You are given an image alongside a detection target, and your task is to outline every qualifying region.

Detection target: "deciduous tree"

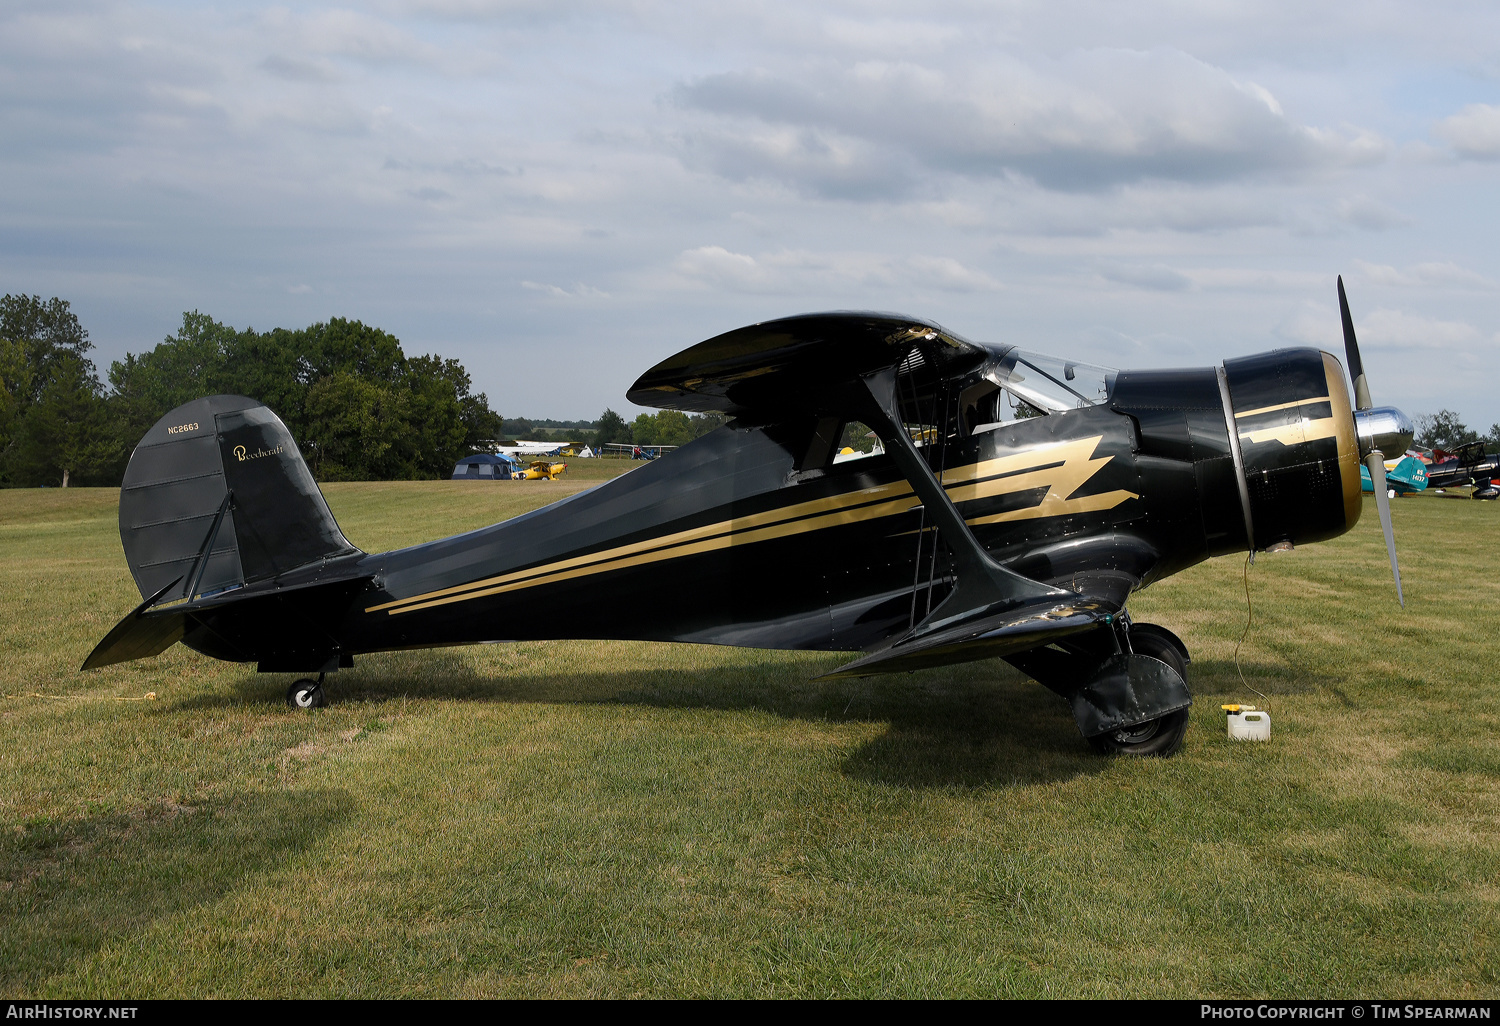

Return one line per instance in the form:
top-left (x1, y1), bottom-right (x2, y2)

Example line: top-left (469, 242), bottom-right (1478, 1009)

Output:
top-left (1415, 409), bottom-right (1479, 451)
top-left (593, 409), bottom-right (630, 447)
top-left (10, 354), bottom-right (115, 487)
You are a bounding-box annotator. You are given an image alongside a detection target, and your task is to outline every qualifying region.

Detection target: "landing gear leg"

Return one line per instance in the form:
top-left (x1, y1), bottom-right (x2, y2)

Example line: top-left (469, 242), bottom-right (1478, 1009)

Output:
top-left (286, 673), bottom-right (328, 709)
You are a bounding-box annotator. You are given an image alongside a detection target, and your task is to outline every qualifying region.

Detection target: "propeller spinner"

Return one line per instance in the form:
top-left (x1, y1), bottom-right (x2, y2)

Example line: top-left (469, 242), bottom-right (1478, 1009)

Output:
top-left (1338, 275), bottom-right (1413, 606)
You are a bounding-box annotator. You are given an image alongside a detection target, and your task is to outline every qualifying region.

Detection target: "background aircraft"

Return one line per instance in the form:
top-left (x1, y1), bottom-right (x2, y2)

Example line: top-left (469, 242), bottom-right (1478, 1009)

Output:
top-left (600, 442), bottom-right (678, 460)
top-left (1361, 454), bottom-right (1428, 496)
top-left (1423, 441), bottom-right (1500, 494)
top-left (85, 281), bottom-right (1410, 757)
top-left (487, 440), bottom-right (571, 458)
top-left (513, 460), bottom-right (568, 481)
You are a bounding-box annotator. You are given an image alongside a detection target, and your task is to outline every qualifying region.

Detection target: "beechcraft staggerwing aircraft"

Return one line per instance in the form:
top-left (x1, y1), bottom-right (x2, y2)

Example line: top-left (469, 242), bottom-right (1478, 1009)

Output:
top-left (85, 279), bottom-right (1412, 756)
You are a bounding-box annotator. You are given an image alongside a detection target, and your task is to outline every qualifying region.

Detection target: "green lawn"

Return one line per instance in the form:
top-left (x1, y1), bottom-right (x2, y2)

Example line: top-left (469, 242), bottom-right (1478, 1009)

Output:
top-left (2, 480), bottom-right (1497, 998)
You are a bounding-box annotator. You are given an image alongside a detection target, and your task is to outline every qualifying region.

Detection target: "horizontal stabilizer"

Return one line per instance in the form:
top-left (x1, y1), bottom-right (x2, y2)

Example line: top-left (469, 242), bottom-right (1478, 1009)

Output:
top-left (81, 579), bottom-right (189, 671)
top-left (817, 596), bottom-right (1112, 680)
top-left (83, 568), bottom-right (373, 672)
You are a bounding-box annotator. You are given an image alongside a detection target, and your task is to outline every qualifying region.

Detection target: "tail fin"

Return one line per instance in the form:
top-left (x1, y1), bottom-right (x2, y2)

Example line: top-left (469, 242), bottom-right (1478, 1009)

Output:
top-left (119, 395), bottom-right (361, 602)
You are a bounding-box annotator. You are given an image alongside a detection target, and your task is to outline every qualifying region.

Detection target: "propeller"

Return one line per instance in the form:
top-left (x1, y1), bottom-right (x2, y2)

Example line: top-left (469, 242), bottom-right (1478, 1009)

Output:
top-left (1338, 275), bottom-right (1407, 607)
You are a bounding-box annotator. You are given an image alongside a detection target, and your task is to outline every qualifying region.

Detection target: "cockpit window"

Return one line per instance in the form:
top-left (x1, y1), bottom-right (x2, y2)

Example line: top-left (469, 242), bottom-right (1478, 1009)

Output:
top-left (833, 421), bottom-right (884, 463)
top-left (991, 349), bottom-right (1117, 413)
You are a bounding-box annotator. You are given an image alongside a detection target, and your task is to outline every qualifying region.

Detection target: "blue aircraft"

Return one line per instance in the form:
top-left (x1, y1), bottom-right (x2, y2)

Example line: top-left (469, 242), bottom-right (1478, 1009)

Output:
top-left (1361, 453), bottom-right (1427, 496)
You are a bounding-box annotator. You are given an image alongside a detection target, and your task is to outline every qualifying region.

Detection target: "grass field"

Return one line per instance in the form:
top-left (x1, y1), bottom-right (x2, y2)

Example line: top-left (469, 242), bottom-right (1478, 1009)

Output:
top-left (2, 471), bottom-right (1498, 998)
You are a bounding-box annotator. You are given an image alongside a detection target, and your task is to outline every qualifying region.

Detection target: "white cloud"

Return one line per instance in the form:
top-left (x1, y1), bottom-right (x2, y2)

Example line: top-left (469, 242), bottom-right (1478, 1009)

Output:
top-left (1096, 262), bottom-right (1194, 292)
top-left (1434, 103), bottom-right (1500, 160)
top-left (1182, 269), bottom-right (1324, 292)
top-left (259, 55), bottom-right (341, 84)
top-left (257, 7), bottom-right (441, 66)
top-left (905, 255), bottom-right (1002, 293)
top-left (1354, 260), bottom-right (1494, 290)
top-left (676, 123), bottom-right (915, 201)
top-left (673, 48), bottom-right (1389, 197)
top-left (1278, 304), bottom-right (1480, 352)
top-left (670, 246), bottom-right (999, 294)
top-left (1355, 308), bottom-right (1481, 350)
top-left (521, 280), bottom-right (609, 298)
top-left (1334, 196), bottom-right (1410, 231)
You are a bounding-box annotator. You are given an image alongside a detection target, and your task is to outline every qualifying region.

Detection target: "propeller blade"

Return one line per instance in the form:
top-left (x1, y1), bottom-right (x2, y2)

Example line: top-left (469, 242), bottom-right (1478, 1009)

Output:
top-left (1338, 276), bottom-right (1373, 411)
top-left (1365, 453), bottom-right (1405, 607)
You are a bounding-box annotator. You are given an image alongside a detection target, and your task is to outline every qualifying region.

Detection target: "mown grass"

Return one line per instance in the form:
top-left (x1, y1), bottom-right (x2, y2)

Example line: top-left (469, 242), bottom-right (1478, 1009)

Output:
top-left (1, 480), bottom-right (1497, 998)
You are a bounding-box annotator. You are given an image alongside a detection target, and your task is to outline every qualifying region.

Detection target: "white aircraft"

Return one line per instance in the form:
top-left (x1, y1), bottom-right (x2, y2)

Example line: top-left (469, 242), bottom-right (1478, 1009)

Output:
top-left (482, 439), bottom-right (571, 457)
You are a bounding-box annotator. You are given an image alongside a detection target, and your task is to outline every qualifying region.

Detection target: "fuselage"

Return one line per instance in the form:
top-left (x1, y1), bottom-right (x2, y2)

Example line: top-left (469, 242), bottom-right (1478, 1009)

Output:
top-left (307, 343), bottom-right (1362, 662)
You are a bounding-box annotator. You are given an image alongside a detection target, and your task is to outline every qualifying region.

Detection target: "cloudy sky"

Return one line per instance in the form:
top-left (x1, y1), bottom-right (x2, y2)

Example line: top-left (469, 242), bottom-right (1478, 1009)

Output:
top-left (3, 1), bottom-right (1498, 428)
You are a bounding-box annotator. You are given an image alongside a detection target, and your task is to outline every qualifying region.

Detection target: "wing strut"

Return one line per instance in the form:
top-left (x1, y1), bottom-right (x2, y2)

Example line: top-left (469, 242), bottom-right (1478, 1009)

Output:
top-left (858, 366), bottom-right (1071, 631)
top-left (820, 367), bottom-right (1104, 679)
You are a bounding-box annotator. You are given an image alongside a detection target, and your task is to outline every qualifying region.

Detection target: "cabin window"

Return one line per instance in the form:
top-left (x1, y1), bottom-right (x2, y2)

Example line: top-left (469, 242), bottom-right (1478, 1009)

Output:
top-left (964, 381), bottom-right (1047, 436)
top-left (993, 349), bottom-right (1117, 413)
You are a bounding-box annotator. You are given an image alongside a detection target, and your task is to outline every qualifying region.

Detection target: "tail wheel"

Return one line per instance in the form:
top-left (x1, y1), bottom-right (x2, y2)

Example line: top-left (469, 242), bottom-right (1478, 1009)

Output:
top-left (1088, 626), bottom-right (1191, 757)
top-left (286, 678), bottom-right (326, 709)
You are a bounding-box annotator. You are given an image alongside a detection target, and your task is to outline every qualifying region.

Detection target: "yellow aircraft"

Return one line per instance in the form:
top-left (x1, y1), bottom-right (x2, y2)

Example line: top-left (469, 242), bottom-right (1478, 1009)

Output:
top-left (515, 460), bottom-right (567, 481)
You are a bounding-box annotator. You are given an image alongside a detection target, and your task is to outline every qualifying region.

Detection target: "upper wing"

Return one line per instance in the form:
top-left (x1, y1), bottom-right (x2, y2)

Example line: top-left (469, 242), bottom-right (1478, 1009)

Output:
top-left (626, 311), bottom-right (986, 418)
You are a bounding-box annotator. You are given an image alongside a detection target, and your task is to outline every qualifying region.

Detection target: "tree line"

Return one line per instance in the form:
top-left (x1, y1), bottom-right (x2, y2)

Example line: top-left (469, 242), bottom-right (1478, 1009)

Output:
top-left (2, 295), bottom-right (506, 486)
top-left (0, 293), bottom-right (730, 487)
top-left (506, 408), bottom-right (725, 448)
top-left (1414, 410), bottom-right (1500, 453)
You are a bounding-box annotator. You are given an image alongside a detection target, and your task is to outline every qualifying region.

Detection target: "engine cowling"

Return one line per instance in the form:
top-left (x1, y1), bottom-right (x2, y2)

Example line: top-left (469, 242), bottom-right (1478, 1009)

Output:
top-left (1221, 347), bottom-right (1364, 550)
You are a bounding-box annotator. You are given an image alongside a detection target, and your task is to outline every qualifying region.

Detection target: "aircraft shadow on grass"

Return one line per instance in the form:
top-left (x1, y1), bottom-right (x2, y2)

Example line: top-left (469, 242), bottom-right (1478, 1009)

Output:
top-left (0, 789), bottom-right (353, 991)
top-left (170, 650), bottom-right (1104, 789)
top-left (181, 648), bottom-right (1353, 789)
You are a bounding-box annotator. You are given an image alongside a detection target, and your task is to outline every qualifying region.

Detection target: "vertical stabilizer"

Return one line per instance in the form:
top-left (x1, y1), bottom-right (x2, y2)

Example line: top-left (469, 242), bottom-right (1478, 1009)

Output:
top-left (118, 396), bottom-right (360, 603)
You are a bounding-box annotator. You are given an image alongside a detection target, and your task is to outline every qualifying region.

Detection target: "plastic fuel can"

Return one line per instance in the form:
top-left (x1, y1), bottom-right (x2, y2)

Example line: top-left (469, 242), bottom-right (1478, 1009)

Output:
top-left (1222, 704), bottom-right (1271, 741)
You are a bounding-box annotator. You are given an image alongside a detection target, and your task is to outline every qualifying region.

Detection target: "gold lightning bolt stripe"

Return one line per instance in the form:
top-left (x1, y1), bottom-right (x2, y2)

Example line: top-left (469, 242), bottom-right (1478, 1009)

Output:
top-left (369, 434), bottom-right (1136, 616)
top-left (962, 434), bottom-right (1140, 526)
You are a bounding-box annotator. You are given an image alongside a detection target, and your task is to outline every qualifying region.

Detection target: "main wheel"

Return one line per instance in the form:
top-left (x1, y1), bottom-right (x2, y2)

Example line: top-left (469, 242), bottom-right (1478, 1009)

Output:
top-left (1088, 627), bottom-right (1191, 757)
top-left (1131, 626), bottom-right (1189, 681)
top-left (286, 678), bottom-right (326, 709)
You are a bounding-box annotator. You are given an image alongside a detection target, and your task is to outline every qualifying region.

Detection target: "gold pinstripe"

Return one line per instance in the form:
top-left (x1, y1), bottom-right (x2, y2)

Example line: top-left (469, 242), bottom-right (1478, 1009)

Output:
top-left (1238, 416), bottom-right (1342, 447)
top-left (1235, 396), bottom-right (1329, 419)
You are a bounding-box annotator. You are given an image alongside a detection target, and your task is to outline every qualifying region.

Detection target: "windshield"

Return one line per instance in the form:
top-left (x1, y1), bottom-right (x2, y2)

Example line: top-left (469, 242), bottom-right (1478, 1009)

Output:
top-left (991, 348), bottom-right (1117, 413)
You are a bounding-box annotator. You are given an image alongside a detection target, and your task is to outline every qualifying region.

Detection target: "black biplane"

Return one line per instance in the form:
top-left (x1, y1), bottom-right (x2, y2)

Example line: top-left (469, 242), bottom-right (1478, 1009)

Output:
top-left (85, 279), bottom-right (1412, 756)
top-left (1424, 441), bottom-right (1500, 496)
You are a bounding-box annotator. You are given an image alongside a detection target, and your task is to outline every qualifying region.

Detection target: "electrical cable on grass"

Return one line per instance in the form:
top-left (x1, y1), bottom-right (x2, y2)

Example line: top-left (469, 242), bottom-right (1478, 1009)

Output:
top-left (3, 692), bottom-right (156, 701)
top-left (1234, 553), bottom-right (1268, 704)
